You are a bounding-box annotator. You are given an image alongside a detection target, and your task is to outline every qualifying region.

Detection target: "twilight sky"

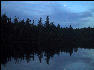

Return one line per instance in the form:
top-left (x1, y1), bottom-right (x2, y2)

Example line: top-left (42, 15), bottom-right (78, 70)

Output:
top-left (1, 1), bottom-right (94, 28)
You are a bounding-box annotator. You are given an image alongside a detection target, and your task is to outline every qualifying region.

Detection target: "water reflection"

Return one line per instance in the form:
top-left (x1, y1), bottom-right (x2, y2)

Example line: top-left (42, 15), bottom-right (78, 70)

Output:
top-left (1, 40), bottom-right (94, 70)
top-left (1, 48), bottom-right (94, 70)
top-left (1, 47), bottom-right (78, 65)
top-left (1, 45), bottom-right (93, 65)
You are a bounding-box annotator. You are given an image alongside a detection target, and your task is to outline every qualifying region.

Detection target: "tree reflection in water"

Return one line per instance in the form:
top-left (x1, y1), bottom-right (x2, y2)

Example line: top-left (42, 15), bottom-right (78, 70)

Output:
top-left (1, 41), bottom-right (93, 65)
top-left (1, 14), bottom-right (94, 65)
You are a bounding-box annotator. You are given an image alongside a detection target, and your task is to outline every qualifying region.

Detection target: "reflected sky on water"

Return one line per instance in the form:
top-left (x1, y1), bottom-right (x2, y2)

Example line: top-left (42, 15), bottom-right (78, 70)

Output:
top-left (1, 48), bottom-right (94, 70)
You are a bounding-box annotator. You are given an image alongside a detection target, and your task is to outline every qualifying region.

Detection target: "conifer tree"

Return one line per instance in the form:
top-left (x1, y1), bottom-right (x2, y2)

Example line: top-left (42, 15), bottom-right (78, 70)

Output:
top-left (45, 16), bottom-right (50, 28)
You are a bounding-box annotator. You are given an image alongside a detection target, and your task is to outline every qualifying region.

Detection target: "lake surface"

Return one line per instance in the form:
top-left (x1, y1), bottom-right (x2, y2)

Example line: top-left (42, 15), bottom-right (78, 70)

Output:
top-left (1, 48), bottom-right (94, 70)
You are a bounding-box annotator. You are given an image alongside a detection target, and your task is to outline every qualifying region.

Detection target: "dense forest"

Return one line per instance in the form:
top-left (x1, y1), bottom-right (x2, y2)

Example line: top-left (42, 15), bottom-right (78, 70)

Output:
top-left (1, 14), bottom-right (94, 64)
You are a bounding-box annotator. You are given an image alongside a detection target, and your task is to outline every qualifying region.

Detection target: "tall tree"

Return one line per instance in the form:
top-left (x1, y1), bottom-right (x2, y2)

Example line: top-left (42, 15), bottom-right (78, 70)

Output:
top-left (45, 16), bottom-right (50, 28)
top-left (31, 20), bottom-right (34, 26)
top-left (38, 17), bottom-right (43, 28)
top-left (1, 14), bottom-right (8, 24)
top-left (57, 24), bottom-right (60, 29)
top-left (14, 16), bottom-right (18, 24)
top-left (25, 18), bottom-right (31, 25)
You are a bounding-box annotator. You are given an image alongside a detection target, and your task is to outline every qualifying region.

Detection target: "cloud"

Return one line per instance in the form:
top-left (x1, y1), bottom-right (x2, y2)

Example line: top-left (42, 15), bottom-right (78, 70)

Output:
top-left (79, 11), bottom-right (93, 18)
top-left (1, 1), bottom-right (94, 28)
top-left (45, 4), bottom-right (93, 28)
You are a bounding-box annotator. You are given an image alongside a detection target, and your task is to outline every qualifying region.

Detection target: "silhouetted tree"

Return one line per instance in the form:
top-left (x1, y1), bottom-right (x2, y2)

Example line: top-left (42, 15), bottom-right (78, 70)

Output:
top-left (1, 14), bottom-right (94, 65)
top-left (38, 17), bottom-right (43, 31)
top-left (45, 16), bottom-right (50, 28)
top-left (14, 16), bottom-right (18, 24)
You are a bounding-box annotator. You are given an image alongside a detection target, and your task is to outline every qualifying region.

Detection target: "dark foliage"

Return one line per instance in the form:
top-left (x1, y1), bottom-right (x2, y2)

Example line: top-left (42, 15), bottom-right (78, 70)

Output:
top-left (1, 14), bottom-right (94, 65)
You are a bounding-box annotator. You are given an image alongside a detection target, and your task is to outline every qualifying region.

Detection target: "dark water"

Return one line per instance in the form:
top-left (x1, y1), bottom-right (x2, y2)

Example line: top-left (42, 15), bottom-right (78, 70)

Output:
top-left (1, 48), bottom-right (94, 70)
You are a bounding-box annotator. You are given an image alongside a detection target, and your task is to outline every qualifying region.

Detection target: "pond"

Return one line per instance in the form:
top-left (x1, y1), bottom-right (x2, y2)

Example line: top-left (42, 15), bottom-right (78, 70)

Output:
top-left (1, 48), bottom-right (94, 70)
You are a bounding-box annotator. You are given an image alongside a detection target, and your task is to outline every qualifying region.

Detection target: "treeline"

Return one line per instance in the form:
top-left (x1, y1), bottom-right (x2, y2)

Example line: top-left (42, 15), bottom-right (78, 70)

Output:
top-left (1, 14), bottom-right (94, 48)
